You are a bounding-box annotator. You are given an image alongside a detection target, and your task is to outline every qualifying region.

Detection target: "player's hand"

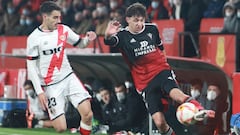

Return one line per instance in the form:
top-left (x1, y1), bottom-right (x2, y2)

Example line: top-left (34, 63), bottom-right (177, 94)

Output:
top-left (194, 110), bottom-right (215, 121)
top-left (105, 20), bottom-right (121, 38)
top-left (38, 93), bottom-right (48, 111)
top-left (86, 31), bottom-right (97, 41)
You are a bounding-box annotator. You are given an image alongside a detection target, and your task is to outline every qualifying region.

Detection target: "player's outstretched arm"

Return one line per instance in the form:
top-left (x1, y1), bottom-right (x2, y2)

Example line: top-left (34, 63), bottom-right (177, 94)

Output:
top-left (77, 31), bottom-right (96, 48)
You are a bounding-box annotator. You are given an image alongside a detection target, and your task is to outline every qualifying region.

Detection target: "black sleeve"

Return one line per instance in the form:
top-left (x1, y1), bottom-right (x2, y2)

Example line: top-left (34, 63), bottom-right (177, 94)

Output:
top-left (103, 36), bottom-right (118, 47)
top-left (154, 25), bottom-right (164, 51)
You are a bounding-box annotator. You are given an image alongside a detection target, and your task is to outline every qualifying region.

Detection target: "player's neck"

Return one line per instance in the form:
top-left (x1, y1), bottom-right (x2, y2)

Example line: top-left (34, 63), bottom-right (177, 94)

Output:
top-left (128, 25), bottom-right (144, 34)
top-left (39, 24), bottom-right (53, 32)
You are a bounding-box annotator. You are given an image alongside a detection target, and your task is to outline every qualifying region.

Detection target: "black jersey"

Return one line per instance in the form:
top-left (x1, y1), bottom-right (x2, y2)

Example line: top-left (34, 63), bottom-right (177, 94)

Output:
top-left (104, 23), bottom-right (170, 92)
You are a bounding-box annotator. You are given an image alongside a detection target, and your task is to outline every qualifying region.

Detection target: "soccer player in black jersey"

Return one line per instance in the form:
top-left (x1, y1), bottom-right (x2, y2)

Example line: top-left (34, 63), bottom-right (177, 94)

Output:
top-left (104, 2), bottom-right (215, 135)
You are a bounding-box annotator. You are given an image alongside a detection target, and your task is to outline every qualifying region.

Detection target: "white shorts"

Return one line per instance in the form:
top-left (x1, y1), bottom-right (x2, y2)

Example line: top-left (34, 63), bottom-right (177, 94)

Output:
top-left (43, 73), bottom-right (91, 120)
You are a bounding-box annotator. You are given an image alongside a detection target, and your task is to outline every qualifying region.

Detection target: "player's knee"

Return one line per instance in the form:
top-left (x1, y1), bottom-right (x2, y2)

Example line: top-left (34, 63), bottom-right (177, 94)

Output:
top-left (84, 110), bottom-right (93, 121)
top-left (54, 125), bottom-right (67, 133)
top-left (80, 109), bottom-right (93, 123)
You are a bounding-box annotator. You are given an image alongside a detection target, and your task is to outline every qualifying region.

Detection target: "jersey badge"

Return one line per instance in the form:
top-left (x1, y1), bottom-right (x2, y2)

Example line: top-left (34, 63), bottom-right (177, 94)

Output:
top-left (59, 34), bottom-right (66, 41)
top-left (130, 38), bottom-right (136, 43)
top-left (147, 33), bottom-right (153, 40)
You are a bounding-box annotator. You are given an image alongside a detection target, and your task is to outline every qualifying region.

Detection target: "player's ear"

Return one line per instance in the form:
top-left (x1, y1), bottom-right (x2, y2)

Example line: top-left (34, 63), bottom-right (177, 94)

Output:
top-left (126, 17), bottom-right (130, 24)
top-left (42, 13), bottom-right (47, 20)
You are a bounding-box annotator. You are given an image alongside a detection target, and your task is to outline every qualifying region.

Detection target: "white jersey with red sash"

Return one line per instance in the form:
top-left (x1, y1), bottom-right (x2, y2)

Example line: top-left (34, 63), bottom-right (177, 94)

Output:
top-left (26, 24), bottom-right (79, 86)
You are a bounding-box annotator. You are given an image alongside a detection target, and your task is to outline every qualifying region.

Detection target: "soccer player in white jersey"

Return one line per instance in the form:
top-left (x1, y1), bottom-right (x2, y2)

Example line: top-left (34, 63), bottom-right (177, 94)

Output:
top-left (26, 1), bottom-right (96, 134)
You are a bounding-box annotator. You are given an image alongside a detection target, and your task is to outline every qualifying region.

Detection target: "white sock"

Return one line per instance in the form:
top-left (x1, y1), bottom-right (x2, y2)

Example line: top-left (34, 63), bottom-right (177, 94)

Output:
top-left (80, 121), bottom-right (92, 130)
top-left (161, 127), bottom-right (173, 135)
top-left (38, 120), bottom-right (44, 126)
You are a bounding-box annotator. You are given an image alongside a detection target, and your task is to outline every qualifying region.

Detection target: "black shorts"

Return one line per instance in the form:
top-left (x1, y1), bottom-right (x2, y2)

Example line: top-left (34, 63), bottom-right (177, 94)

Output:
top-left (142, 70), bottom-right (179, 115)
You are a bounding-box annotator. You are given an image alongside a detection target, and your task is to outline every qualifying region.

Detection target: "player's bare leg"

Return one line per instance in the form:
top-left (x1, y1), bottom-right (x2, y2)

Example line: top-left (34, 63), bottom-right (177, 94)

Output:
top-left (152, 112), bottom-right (175, 135)
top-left (52, 115), bottom-right (67, 132)
top-left (77, 99), bottom-right (93, 135)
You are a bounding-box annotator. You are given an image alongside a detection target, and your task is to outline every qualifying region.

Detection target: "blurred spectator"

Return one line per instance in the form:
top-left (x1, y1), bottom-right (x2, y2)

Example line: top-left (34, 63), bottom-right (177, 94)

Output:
top-left (171, 0), bottom-right (189, 20)
top-left (3, 0), bottom-right (20, 35)
top-left (84, 0), bottom-right (97, 11)
top-left (20, 13), bottom-right (39, 35)
top-left (183, 0), bottom-right (205, 57)
top-left (203, 0), bottom-right (226, 18)
top-left (58, 0), bottom-right (74, 27)
top-left (26, 0), bottom-right (48, 12)
top-left (204, 83), bottom-right (229, 134)
top-left (185, 0), bottom-right (205, 33)
top-left (109, 0), bottom-right (125, 12)
top-left (6, 5), bottom-right (38, 35)
top-left (8, 14), bottom-right (27, 35)
top-left (163, 0), bottom-right (173, 18)
top-left (221, 1), bottom-right (240, 33)
top-left (58, 0), bottom-right (85, 27)
top-left (94, 1), bottom-right (110, 36)
top-left (229, 0), bottom-right (240, 4)
top-left (72, 12), bottom-right (84, 31)
top-left (147, 0), bottom-right (169, 21)
top-left (123, 0), bottom-right (151, 7)
top-left (189, 78), bottom-right (204, 100)
top-left (0, 2), bottom-right (5, 35)
top-left (110, 8), bottom-right (127, 28)
top-left (113, 83), bottom-right (148, 134)
top-left (71, 0), bottom-right (85, 12)
top-left (99, 87), bottom-right (125, 134)
top-left (72, 8), bottom-right (93, 34)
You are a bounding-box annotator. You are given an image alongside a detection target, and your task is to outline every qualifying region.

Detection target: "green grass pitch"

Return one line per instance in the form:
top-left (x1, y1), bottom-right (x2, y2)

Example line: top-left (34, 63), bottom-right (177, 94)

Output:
top-left (0, 127), bottom-right (107, 135)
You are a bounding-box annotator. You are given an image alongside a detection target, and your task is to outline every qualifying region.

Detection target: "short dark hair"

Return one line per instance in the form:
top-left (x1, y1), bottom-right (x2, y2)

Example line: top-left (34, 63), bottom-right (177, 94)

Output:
top-left (114, 82), bottom-right (126, 89)
top-left (190, 78), bottom-right (203, 87)
top-left (125, 2), bottom-right (146, 18)
top-left (40, 1), bottom-right (61, 15)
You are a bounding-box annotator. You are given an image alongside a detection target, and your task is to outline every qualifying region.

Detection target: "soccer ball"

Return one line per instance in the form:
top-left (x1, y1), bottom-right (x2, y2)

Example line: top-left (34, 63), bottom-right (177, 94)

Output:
top-left (176, 102), bottom-right (199, 125)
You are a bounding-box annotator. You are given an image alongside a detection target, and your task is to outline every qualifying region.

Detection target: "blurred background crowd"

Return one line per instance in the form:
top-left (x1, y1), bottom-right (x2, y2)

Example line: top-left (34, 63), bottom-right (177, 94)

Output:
top-left (0, 0), bottom-right (239, 37)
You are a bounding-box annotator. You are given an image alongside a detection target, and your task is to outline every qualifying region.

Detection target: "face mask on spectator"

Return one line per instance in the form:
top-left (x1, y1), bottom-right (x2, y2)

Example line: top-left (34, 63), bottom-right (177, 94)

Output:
top-left (7, 8), bottom-right (14, 14)
top-left (110, 1), bottom-right (118, 9)
top-left (151, 1), bottom-right (159, 9)
top-left (26, 19), bottom-right (32, 25)
top-left (207, 90), bottom-right (217, 101)
top-left (190, 89), bottom-right (200, 99)
top-left (62, 7), bottom-right (67, 14)
top-left (116, 92), bottom-right (125, 102)
top-left (20, 19), bottom-right (26, 26)
top-left (22, 9), bottom-right (30, 16)
top-left (125, 81), bottom-right (133, 89)
top-left (225, 11), bottom-right (233, 17)
top-left (237, 11), bottom-right (240, 18)
top-left (97, 6), bottom-right (107, 15)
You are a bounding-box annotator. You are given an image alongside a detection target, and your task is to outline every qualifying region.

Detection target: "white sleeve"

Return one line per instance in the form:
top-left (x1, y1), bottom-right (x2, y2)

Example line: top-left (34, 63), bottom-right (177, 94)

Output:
top-left (65, 25), bottom-right (80, 45)
top-left (65, 25), bottom-right (89, 48)
top-left (27, 60), bottom-right (43, 95)
top-left (26, 36), bottom-right (43, 95)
